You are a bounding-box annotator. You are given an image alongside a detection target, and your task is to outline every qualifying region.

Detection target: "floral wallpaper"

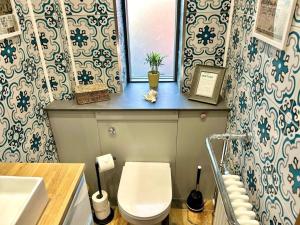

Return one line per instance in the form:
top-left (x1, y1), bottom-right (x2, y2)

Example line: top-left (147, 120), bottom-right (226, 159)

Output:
top-left (182, 0), bottom-right (231, 93)
top-left (0, 0), bottom-right (120, 162)
top-left (2, 2), bottom-right (298, 223)
top-left (31, 0), bottom-right (122, 96)
top-left (65, 0), bottom-right (122, 93)
top-left (33, 0), bottom-right (74, 100)
top-left (224, 0), bottom-right (300, 224)
top-left (0, 0), bottom-right (58, 162)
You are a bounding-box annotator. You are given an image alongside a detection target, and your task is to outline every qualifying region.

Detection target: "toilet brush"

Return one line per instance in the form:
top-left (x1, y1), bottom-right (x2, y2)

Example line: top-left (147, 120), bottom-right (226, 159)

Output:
top-left (187, 165), bottom-right (204, 212)
top-left (92, 154), bottom-right (115, 225)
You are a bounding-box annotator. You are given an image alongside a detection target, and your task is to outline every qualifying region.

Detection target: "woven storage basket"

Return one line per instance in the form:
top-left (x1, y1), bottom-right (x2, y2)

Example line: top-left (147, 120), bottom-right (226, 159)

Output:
top-left (75, 83), bottom-right (110, 105)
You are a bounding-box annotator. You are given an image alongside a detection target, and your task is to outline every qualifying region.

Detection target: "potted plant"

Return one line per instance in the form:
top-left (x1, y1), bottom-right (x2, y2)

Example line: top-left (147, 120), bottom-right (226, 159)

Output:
top-left (145, 52), bottom-right (165, 90)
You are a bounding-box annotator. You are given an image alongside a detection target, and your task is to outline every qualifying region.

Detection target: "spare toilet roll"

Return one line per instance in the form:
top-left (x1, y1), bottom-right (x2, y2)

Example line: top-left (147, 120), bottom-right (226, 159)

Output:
top-left (92, 190), bottom-right (109, 211)
top-left (92, 190), bottom-right (111, 220)
top-left (96, 154), bottom-right (115, 173)
top-left (95, 201), bottom-right (110, 220)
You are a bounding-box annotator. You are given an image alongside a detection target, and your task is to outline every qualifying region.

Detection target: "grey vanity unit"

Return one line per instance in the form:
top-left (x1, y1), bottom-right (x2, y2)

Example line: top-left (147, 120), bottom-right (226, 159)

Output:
top-left (46, 83), bottom-right (229, 202)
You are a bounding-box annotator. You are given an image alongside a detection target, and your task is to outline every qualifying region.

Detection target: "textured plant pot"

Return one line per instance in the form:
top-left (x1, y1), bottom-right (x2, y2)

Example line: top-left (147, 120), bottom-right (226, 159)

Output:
top-left (148, 71), bottom-right (159, 90)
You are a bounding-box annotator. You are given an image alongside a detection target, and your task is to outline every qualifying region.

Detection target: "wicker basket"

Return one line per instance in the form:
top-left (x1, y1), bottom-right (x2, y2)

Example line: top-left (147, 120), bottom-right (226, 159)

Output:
top-left (75, 83), bottom-right (110, 105)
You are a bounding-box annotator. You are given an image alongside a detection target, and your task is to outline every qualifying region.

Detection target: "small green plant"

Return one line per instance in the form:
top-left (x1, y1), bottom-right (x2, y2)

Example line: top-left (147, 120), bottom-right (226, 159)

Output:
top-left (145, 52), bottom-right (165, 73)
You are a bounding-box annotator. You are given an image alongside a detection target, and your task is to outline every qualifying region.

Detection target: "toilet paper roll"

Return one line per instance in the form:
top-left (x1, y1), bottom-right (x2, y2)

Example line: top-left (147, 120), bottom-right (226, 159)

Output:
top-left (96, 154), bottom-right (115, 173)
top-left (92, 190), bottom-right (109, 211)
top-left (95, 201), bottom-right (111, 220)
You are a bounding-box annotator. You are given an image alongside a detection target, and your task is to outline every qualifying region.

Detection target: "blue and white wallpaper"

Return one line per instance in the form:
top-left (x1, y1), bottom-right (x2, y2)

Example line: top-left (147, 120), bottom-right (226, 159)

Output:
top-left (0, 0), bottom-right (120, 162)
top-left (1, 0), bottom-right (299, 223)
top-left (182, 0), bottom-right (231, 93)
top-left (0, 0), bottom-right (58, 162)
top-left (33, 0), bottom-right (74, 100)
top-left (32, 0), bottom-right (121, 96)
top-left (224, 0), bottom-right (300, 224)
top-left (65, 0), bottom-right (121, 93)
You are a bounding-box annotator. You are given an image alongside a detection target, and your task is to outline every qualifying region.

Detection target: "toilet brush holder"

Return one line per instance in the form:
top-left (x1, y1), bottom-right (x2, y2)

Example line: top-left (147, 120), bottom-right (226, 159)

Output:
top-left (187, 166), bottom-right (204, 212)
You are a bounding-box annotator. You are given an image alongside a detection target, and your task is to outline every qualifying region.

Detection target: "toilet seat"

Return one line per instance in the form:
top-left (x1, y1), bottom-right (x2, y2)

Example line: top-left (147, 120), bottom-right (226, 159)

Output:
top-left (118, 162), bottom-right (172, 224)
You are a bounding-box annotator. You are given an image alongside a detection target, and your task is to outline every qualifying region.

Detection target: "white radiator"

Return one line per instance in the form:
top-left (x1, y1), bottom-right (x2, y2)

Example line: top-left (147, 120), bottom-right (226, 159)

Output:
top-left (213, 194), bottom-right (229, 225)
top-left (213, 187), bottom-right (259, 225)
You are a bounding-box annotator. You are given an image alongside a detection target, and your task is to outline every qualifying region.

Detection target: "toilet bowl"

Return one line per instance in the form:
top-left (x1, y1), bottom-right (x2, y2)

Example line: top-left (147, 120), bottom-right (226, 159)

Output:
top-left (118, 162), bottom-right (172, 225)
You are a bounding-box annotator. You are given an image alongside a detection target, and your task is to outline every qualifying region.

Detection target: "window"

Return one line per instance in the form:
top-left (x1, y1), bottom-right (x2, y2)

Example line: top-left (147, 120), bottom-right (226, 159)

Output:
top-left (125, 0), bottom-right (179, 82)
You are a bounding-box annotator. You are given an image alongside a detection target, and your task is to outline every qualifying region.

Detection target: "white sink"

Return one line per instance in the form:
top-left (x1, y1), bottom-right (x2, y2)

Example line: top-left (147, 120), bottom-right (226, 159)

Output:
top-left (0, 176), bottom-right (48, 225)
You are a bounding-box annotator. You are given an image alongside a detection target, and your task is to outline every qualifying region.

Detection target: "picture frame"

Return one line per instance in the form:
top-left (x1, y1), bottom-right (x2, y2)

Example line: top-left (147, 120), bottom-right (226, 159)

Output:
top-left (253, 0), bottom-right (297, 50)
top-left (0, 0), bottom-right (21, 40)
top-left (189, 65), bottom-right (226, 105)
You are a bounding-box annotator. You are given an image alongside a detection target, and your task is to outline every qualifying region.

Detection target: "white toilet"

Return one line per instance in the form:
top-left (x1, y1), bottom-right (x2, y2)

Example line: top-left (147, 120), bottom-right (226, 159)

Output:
top-left (118, 162), bottom-right (172, 225)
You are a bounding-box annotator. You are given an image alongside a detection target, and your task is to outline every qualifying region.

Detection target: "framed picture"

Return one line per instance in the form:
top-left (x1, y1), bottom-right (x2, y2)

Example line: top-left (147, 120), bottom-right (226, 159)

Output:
top-left (0, 0), bottom-right (21, 40)
top-left (253, 0), bottom-right (297, 50)
top-left (189, 65), bottom-right (226, 105)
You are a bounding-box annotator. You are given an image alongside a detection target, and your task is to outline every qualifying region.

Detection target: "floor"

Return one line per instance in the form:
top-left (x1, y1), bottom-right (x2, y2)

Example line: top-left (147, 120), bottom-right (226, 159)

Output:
top-left (107, 201), bottom-right (214, 225)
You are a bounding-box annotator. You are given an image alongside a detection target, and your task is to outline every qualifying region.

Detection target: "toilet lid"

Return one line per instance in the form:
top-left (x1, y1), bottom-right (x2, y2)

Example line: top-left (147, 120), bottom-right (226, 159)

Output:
top-left (118, 162), bottom-right (172, 220)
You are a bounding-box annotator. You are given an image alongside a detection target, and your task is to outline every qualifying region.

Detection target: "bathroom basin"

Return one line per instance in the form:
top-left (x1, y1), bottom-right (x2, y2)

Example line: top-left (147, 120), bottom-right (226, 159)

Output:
top-left (0, 176), bottom-right (48, 225)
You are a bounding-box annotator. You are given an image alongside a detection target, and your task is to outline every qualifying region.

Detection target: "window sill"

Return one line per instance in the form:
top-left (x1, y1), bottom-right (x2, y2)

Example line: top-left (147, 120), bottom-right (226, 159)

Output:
top-left (46, 83), bottom-right (229, 111)
top-left (129, 77), bottom-right (176, 82)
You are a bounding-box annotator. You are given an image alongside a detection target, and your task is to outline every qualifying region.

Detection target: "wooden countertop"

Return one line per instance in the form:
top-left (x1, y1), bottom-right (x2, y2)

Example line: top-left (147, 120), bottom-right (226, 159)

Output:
top-left (0, 163), bottom-right (85, 225)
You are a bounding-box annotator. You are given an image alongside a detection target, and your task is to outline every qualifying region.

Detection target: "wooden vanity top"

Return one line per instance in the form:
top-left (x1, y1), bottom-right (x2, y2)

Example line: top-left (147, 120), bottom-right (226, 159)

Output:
top-left (0, 163), bottom-right (85, 225)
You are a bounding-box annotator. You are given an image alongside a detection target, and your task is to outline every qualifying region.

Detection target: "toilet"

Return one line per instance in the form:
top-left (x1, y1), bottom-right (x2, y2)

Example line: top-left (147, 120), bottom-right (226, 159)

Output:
top-left (118, 162), bottom-right (172, 225)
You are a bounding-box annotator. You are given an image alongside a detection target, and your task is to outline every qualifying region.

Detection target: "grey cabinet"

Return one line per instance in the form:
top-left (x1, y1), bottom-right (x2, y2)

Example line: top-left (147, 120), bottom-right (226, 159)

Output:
top-left (48, 111), bottom-right (100, 191)
top-left (175, 111), bottom-right (227, 200)
top-left (48, 110), bottom-right (228, 201)
top-left (96, 111), bottom-right (178, 199)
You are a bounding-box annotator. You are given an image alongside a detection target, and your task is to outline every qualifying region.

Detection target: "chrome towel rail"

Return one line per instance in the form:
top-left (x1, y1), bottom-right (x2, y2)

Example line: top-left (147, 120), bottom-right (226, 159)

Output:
top-left (205, 133), bottom-right (251, 225)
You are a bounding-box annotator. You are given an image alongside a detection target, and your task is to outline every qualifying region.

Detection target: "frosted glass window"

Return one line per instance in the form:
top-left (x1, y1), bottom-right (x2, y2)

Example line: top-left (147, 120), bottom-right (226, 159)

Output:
top-left (127, 0), bottom-right (177, 81)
